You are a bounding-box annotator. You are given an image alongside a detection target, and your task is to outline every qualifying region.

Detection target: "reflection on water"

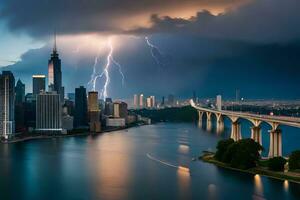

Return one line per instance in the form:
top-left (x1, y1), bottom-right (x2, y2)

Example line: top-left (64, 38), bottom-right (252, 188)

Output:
top-left (0, 123), bottom-right (299, 200)
top-left (254, 174), bottom-right (265, 200)
top-left (178, 144), bottom-right (189, 154)
top-left (177, 167), bottom-right (190, 199)
top-left (207, 183), bottom-right (217, 200)
top-left (87, 134), bottom-right (132, 200)
top-left (284, 180), bottom-right (289, 192)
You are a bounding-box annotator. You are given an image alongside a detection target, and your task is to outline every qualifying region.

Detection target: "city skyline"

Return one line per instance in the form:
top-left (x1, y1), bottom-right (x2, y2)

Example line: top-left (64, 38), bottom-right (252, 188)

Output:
top-left (0, 0), bottom-right (299, 99)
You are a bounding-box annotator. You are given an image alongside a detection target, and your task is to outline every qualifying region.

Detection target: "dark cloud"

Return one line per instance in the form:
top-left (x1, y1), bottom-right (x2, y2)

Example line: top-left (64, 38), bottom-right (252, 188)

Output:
top-left (131, 0), bottom-right (300, 43)
top-left (0, 0), bottom-right (246, 37)
top-left (4, 35), bottom-right (300, 99)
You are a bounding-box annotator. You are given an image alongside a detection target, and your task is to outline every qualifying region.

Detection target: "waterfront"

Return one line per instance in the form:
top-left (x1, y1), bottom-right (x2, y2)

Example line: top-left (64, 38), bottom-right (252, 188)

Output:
top-left (0, 123), bottom-right (299, 199)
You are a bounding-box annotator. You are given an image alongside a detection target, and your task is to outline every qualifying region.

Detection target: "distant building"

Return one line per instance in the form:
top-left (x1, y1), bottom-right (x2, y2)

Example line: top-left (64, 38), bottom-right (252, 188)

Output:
top-left (147, 96), bottom-right (155, 108)
top-left (36, 91), bottom-right (62, 133)
top-left (15, 79), bottom-right (25, 132)
top-left (168, 94), bottom-right (175, 106)
top-left (67, 93), bottom-right (75, 102)
top-left (62, 106), bottom-right (73, 131)
top-left (106, 118), bottom-right (126, 127)
top-left (139, 94), bottom-right (144, 108)
top-left (0, 71), bottom-right (15, 139)
top-left (104, 101), bottom-right (114, 116)
top-left (133, 94), bottom-right (138, 109)
top-left (15, 79), bottom-right (25, 105)
top-left (32, 75), bottom-right (46, 95)
top-left (74, 86), bottom-right (88, 128)
top-left (25, 93), bottom-right (35, 103)
top-left (64, 100), bottom-right (74, 116)
top-left (113, 101), bottom-right (128, 119)
top-left (161, 96), bottom-right (165, 106)
top-left (88, 91), bottom-right (101, 132)
top-left (216, 95), bottom-right (222, 111)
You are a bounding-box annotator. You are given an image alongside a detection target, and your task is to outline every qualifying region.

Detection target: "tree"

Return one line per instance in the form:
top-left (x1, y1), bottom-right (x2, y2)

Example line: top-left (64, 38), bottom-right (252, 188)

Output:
top-left (224, 139), bottom-right (263, 169)
top-left (215, 138), bottom-right (235, 162)
top-left (289, 150), bottom-right (300, 170)
top-left (268, 157), bottom-right (287, 171)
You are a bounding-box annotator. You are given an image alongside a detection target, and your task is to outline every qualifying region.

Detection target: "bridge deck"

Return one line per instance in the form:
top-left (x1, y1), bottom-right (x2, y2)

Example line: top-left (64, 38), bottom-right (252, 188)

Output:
top-left (190, 100), bottom-right (300, 128)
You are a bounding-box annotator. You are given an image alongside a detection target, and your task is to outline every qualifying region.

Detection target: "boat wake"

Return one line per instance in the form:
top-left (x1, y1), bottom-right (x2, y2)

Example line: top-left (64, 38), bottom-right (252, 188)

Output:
top-left (146, 153), bottom-right (190, 172)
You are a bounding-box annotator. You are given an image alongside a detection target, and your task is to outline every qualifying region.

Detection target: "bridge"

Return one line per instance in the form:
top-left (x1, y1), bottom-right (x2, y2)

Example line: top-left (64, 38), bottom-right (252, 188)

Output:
top-left (190, 100), bottom-right (300, 158)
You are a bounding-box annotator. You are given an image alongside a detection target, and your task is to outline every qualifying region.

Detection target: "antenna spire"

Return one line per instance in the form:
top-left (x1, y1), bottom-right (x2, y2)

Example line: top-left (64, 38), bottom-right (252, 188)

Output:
top-left (53, 29), bottom-right (57, 53)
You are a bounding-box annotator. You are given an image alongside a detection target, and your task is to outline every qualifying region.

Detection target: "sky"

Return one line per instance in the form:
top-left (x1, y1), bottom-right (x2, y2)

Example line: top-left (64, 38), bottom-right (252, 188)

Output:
top-left (0, 0), bottom-right (300, 100)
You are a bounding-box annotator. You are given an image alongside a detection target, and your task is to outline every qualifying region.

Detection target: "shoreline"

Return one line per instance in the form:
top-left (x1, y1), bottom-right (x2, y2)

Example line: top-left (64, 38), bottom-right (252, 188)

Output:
top-left (200, 152), bottom-right (300, 184)
top-left (1, 123), bottom-right (144, 144)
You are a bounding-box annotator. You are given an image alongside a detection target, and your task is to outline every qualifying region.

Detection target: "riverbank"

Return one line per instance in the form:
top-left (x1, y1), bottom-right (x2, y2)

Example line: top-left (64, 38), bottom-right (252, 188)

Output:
top-left (1, 123), bottom-right (145, 144)
top-left (200, 152), bottom-right (300, 184)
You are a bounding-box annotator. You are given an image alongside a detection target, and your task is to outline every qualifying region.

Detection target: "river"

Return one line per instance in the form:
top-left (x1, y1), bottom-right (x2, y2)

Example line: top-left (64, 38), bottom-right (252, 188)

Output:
top-left (0, 123), bottom-right (299, 200)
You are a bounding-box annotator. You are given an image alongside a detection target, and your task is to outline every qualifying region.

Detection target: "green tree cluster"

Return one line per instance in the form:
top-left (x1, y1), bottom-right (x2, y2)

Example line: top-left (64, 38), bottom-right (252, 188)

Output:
top-left (289, 150), bottom-right (300, 170)
top-left (215, 138), bottom-right (263, 169)
top-left (268, 157), bottom-right (287, 171)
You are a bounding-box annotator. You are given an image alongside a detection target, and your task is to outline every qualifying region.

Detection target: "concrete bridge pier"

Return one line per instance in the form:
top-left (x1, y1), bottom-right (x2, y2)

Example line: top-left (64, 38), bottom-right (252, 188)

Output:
top-left (206, 112), bottom-right (212, 132)
top-left (268, 129), bottom-right (282, 158)
top-left (216, 114), bottom-right (224, 134)
top-left (198, 111), bottom-right (204, 128)
top-left (251, 126), bottom-right (262, 145)
top-left (230, 118), bottom-right (242, 141)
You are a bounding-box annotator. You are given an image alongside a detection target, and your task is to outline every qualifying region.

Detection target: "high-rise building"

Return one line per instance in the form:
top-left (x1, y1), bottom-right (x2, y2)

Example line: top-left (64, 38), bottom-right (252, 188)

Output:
top-left (0, 71), bottom-right (15, 139)
top-left (161, 96), bottom-right (165, 106)
top-left (216, 95), bottom-right (222, 111)
top-left (133, 94), bottom-right (138, 109)
top-left (168, 94), bottom-right (175, 106)
top-left (15, 79), bottom-right (25, 105)
top-left (113, 101), bottom-right (128, 119)
top-left (48, 33), bottom-right (64, 102)
top-left (88, 92), bottom-right (99, 112)
top-left (88, 91), bottom-right (101, 132)
top-left (74, 86), bottom-right (88, 128)
top-left (15, 79), bottom-right (25, 132)
top-left (146, 96), bottom-right (155, 108)
top-left (32, 75), bottom-right (46, 95)
top-left (139, 94), bottom-right (144, 108)
top-left (36, 91), bottom-right (62, 133)
top-left (104, 98), bottom-right (114, 116)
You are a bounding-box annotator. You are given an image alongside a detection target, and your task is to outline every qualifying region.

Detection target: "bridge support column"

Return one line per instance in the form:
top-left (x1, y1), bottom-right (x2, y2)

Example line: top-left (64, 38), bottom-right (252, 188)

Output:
top-left (216, 114), bottom-right (224, 134)
top-left (206, 112), bottom-right (212, 132)
top-left (268, 129), bottom-right (282, 158)
top-left (198, 111), bottom-right (204, 128)
top-left (251, 126), bottom-right (262, 146)
top-left (230, 121), bottom-right (242, 141)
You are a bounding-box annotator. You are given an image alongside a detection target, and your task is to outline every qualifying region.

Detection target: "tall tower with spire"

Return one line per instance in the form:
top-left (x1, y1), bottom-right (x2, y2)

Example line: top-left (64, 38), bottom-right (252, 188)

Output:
top-left (48, 31), bottom-right (64, 102)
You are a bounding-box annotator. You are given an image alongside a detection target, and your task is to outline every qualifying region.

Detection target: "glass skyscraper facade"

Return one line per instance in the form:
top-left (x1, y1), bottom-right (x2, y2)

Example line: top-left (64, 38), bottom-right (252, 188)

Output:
top-left (0, 71), bottom-right (15, 139)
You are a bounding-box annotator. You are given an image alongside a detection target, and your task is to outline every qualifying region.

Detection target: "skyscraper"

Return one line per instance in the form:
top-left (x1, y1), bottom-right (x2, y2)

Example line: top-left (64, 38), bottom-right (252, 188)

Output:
top-left (216, 95), bottom-right (222, 111)
top-left (48, 33), bottom-right (64, 102)
top-left (15, 79), bottom-right (25, 105)
top-left (139, 94), bottom-right (144, 108)
top-left (88, 91), bottom-right (101, 132)
top-left (74, 86), bottom-right (88, 128)
top-left (32, 75), bottom-right (46, 95)
top-left (15, 79), bottom-right (25, 132)
top-left (168, 94), bottom-right (175, 106)
top-left (133, 94), bottom-right (138, 109)
top-left (36, 91), bottom-right (62, 133)
top-left (113, 101), bottom-right (128, 119)
top-left (0, 71), bottom-right (15, 139)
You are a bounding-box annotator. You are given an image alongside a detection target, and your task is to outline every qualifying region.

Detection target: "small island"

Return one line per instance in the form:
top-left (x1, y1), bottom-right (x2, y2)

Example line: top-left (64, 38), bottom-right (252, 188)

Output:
top-left (200, 138), bottom-right (300, 183)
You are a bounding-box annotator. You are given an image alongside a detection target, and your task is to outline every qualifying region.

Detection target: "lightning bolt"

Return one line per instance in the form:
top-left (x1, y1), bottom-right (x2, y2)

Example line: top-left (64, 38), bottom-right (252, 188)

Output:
top-left (88, 37), bottom-right (125, 99)
top-left (145, 36), bottom-right (164, 67)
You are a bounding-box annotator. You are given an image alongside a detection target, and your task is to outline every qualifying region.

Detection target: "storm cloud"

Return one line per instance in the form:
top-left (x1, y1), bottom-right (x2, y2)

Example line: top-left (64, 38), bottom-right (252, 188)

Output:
top-left (0, 0), bottom-right (248, 37)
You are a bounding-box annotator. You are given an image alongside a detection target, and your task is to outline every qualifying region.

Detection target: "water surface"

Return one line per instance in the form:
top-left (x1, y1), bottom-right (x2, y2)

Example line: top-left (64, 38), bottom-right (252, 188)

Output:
top-left (0, 123), bottom-right (299, 200)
